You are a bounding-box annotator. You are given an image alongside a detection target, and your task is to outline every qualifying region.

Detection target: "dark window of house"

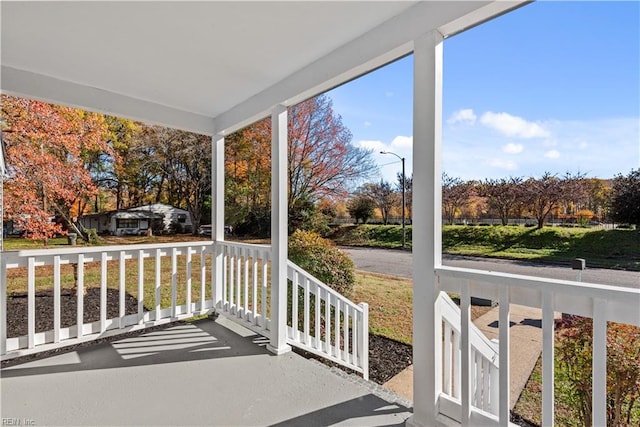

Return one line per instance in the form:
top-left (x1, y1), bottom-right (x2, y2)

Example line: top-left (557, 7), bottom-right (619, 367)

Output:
top-left (177, 214), bottom-right (186, 224)
top-left (117, 219), bottom-right (138, 228)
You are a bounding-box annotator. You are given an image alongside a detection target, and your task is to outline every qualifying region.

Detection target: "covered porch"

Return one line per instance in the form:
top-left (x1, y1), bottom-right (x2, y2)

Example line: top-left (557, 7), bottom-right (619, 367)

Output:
top-left (2, 2), bottom-right (639, 426)
top-left (2, 315), bottom-right (412, 426)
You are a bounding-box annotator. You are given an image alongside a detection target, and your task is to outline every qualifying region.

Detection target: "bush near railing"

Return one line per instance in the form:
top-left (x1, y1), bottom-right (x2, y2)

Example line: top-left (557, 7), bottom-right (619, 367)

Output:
top-left (288, 230), bottom-right (355, 296)
top-left (556, 317), bottom-right (640, 426)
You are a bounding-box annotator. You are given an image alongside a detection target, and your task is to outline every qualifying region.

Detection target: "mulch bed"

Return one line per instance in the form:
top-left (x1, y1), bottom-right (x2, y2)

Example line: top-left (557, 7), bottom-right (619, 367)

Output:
top-left (5, 288), bottom-right (141, 338)
top-left (368, 334), bottom-right (413, 384)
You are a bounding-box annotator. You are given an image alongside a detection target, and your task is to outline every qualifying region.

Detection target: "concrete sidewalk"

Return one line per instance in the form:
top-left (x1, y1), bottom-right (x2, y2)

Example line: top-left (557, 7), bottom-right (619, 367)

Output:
top-left (384, 304), bottom-right (558, 409)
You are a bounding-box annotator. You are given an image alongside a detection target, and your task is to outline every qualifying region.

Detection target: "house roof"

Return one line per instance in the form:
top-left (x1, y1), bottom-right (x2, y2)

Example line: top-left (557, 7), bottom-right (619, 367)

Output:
top-left (129, 204), bottom-right (190, 215)
top-left (112, 211), bottom-right (161, 220)
top-left (1, 1), bottom-right (526, 136)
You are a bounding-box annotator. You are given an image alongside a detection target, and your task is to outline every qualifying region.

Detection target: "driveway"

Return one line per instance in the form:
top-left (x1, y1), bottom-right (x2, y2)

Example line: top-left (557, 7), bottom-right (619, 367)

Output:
top-left (340, 247), bottom-right (640, 288)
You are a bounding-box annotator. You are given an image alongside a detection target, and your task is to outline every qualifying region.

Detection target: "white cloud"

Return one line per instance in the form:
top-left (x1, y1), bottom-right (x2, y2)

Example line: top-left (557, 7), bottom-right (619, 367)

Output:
top-left (487, 158), bottom-right (517, 170)
top-left (363, 121), bottom-right (372, 128)
top-left (480, 111), bottom-right (549, 138)
top-left (357, 140), bottom-right (386, 152)
top-left (391, 135), bottom-right (413, 149)
top-left (447, 108), bottom-right (477, 125)
top-left (502, 143), bottom-right (524, 154)
top-left (544, 150), bottom-right (561, 159)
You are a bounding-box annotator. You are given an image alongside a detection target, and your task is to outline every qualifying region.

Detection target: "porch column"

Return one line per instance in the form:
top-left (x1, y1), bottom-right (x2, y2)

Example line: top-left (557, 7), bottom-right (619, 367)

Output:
top-left (212, 132), bottom-right (225, 309)
top-left (407, 30), bottom-right (444, 427)
top-left (268, 105), bottom-right (291, 355)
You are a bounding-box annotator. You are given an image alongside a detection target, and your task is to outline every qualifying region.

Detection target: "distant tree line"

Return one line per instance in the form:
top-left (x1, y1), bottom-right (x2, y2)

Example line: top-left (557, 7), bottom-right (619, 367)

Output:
top-left (2, 93), bottom-right (636, 244)
top-left (345, 169), bottom-right (639, 229)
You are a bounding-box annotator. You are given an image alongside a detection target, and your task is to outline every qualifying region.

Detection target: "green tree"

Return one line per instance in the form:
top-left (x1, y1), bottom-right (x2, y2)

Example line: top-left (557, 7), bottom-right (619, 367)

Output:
top-left (610, 169), bottom-right (640, 227)
top-left (347, 195), bottom-right (375, 224)
top-left (359, 180), bottom-right (397, 225)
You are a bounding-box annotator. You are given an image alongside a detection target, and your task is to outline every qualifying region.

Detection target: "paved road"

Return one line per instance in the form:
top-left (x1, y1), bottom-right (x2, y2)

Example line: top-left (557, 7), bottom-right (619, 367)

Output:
top-left (341, 247), bottom-right (640, 288)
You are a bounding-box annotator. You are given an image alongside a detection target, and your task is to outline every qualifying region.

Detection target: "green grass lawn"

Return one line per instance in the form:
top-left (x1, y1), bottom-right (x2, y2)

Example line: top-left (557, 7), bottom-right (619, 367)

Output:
top-left (330, 224), bottom-right (640, 270)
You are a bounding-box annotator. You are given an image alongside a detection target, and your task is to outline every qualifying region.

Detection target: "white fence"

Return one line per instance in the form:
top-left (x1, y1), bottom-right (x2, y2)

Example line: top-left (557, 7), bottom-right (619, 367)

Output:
top-left (438, 292), bottom-right (499, 417)
top-left (287, 260), bottom-right (369, 378)
top-left (434, 266), bottom-right (640, 426)
top-left (2, 240), bottom-right (370, 381)
top-left (214, 241), bottom-right (272, 334)
top-left (1, 242), bottom-right (215, 359)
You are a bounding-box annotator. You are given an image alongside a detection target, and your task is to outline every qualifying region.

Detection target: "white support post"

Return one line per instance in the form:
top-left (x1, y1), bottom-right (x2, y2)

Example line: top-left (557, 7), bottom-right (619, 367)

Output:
top-left (542, 291), bottom-right (555, 426)
top-left (461, 283), bottom-right (471, 426)
top-left (592, 298), bottom-right (607, 427)
top-left (213, 132), bottom-right (225, 309)
top-left (499, 286), bottom-right (511, 426)
top-left (408, 30), bottom-right (443, 427)
top-left (268, 104), bottom-right (291, 355)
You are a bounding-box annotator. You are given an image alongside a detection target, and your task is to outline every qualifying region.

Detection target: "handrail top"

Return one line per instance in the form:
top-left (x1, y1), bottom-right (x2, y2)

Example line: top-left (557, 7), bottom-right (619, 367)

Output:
top-left (287, 259), bottom-right (365, 312)
top-left (436, 265), bottom-right (639, 297)
top-left (2, 240), bottom-right (215, 258)
top-left (216, 240), bottom-right (271, 249)
top-left (0, 239), bottom-right (274, 259)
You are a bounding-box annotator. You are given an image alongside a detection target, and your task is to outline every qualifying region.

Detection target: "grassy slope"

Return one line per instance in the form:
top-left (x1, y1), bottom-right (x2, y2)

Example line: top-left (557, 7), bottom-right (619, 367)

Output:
top-left (331, 224), bottom-right (640, 270)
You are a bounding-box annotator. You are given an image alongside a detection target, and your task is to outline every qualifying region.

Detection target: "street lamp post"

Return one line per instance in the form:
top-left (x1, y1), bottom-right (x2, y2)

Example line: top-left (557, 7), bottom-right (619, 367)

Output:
top-left (380, 151), bottom-right (406, 249)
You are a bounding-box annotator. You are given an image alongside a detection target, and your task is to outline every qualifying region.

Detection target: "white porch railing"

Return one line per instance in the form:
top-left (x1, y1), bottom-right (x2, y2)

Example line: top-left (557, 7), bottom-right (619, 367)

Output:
top-left (438, 292), bottom-right (499, 417)
top-left (1, 242), bottom-right (215, 360)
top-left (434, 266), bottom-right (640, 426)
top-left (2, 240), bottom-right (370, 380)
top-left (287, 260), bottom-right (369, 379)
top-left (214, 241), bottom-right (272, 333)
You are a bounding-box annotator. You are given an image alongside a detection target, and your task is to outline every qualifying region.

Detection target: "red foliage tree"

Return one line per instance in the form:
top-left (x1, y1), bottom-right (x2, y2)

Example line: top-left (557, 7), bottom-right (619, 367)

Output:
top-left (2, 96), bottom-right (109, 243)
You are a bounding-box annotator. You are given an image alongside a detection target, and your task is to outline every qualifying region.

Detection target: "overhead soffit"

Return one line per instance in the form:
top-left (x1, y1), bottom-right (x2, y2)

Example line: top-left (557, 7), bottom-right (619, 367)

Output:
top-left (1, 1), bottom-right (416, 118)
top-left (2, 2), bottom-right (529, 134)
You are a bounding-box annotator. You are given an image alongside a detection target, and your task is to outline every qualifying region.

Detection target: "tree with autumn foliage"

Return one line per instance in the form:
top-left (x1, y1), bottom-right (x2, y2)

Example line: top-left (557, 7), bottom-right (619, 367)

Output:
top-left (477, 177), bottom-right (525, 226)
top-left (442, 172), bottom-right (474, 225)
top-left (357, 180), bottom-right (397, 225)
top-left (287, 95), bottom-right (376, 210)
top-left (1, 95), bottom-right (110, 243)
top-left (225, 94), bottom-right (375, 235)
top-left (523, 172), bottom-right (588, 229)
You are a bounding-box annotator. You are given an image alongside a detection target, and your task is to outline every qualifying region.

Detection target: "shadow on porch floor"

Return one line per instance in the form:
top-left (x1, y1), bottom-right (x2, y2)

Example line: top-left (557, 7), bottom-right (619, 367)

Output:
top-left (1, 316), bottom-right (412, 426)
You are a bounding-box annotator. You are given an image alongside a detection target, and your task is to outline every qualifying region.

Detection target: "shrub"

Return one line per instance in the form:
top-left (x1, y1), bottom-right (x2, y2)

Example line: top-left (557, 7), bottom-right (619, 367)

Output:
top-left (556, 317), bottom-right (640, 426)
top-left (288, 229), bottom-right (355, 296)
top-left (84, 228), bottom-right (99, 245)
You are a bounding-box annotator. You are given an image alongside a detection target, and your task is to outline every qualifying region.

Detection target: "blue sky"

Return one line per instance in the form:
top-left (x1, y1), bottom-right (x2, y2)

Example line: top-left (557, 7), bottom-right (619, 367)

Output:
top-left (327, 1), bottom-right (640, 183)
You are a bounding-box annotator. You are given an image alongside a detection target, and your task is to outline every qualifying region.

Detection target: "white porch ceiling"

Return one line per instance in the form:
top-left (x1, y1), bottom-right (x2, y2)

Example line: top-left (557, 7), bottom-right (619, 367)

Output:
top-left (1, 1), bottom-right (526, 135)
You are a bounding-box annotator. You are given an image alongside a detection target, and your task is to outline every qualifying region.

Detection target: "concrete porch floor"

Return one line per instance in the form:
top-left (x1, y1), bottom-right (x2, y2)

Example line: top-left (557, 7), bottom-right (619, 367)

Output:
top-left (1, 317), bottom-right (412, 426)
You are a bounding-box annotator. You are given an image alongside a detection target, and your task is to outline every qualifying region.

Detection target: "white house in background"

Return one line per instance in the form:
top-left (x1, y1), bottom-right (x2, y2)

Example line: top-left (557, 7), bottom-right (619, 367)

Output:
top-left (129, 203), bottom-right (193, 233)
top-left (79, 203), bottom-right (192, 235)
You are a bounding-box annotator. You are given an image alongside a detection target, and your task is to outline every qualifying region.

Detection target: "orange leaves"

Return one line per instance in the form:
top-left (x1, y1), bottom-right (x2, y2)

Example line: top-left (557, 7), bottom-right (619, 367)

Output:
top-left (2, 95), bottom-right (110, 240)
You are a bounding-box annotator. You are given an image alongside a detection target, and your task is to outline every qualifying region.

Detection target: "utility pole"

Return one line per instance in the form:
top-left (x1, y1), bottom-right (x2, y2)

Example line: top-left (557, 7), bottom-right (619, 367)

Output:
top-left (380, 151), bottom-right (406, 249)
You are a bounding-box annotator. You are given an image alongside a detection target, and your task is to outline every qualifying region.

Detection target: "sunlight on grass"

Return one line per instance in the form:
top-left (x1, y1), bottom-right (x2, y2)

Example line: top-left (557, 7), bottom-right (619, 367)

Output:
top-left (353, 271), bottom-right (413, 345)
